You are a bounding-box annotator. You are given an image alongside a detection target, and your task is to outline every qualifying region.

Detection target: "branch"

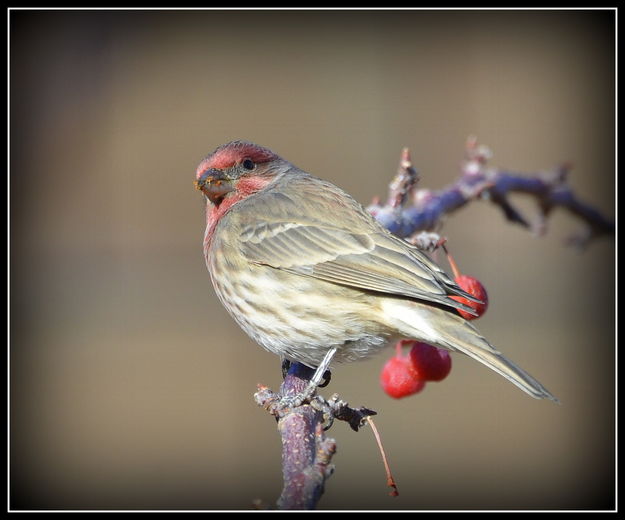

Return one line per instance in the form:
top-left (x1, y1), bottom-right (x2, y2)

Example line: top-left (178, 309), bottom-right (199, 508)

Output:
top-left (367, 136), bottom-right (614, 249)
top-left (254, 363), bottom-right (333, 510)
top-left (254, 362), bottom-right (376, 509)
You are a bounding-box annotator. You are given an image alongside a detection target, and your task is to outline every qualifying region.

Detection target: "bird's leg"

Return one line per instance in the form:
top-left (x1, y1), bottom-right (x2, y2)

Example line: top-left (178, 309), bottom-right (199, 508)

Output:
top-left (256, 348), bottom-right (377, 432)
top-left (279, 347), bottom-right (338, 409)
top-left (281, 358), bottom-right (291, 379)
top-left (281, 357), bottom-right (330, 387)
top-left (303, 346), bottom-right (337, 396)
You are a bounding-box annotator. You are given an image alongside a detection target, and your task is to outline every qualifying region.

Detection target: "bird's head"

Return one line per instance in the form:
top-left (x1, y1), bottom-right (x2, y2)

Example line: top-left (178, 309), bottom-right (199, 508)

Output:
top-left (195, 141), bottom-right (284, 206)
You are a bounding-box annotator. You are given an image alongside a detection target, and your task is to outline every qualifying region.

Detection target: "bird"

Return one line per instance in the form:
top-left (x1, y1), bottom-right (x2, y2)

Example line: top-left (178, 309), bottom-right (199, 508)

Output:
top-left (195, 140), bottom-right (557, 402)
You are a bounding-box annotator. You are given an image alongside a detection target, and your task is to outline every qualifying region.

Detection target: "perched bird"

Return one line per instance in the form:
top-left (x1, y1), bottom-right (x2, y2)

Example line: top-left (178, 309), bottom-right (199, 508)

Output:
top-left (195, 140), bottom-right (557, 402)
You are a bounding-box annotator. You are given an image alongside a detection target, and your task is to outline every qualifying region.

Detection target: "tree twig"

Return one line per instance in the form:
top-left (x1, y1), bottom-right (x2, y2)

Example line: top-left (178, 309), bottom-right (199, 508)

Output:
top-left (367, 136), bottom-right (614, 249)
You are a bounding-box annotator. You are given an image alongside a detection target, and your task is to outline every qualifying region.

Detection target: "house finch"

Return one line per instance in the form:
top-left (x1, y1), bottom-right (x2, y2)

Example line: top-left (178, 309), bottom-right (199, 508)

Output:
top-left (195, 141), bottom-right (557, 402)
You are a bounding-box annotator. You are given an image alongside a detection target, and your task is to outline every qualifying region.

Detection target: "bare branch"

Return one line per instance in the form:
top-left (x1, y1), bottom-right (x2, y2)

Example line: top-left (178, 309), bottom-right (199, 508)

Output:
top-left (255, 363), bottom-right (335, 510)
top-left (254, 363), bottom-right (379, 509)
top-left (368, 137), bottom-right (614, 249)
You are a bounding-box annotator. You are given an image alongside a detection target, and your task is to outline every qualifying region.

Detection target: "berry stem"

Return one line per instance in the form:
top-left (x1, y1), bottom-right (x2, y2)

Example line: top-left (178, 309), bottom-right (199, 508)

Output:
top-left (443, 245), bottom-right (462, 279)
top-left (366, 416), bottom-right (399, 497)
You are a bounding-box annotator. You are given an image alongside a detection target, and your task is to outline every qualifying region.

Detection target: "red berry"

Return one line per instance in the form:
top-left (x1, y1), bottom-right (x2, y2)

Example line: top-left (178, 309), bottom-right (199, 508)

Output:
top-left (380, 355), bottom-right (425, 399)
top-left (408, 341), bottom-right (452, 382)
top-left (451, 274), bottom-right (489, 320)
top-left (445, 251), bottom-right (489, 320)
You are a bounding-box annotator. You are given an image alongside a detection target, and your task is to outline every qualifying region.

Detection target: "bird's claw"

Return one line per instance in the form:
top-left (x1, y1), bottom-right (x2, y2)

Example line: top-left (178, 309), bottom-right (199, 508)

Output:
top-left (255, 386), bottom-right (377, 432)
top-left (254, 382), bottom-right (318, 417)
top-left (310, 393), bottom-right (377, 432)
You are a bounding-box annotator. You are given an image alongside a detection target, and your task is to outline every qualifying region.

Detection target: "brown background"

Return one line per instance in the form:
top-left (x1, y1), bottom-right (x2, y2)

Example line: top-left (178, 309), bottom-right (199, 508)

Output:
top-left (10, 9), bottom-right (615, 511)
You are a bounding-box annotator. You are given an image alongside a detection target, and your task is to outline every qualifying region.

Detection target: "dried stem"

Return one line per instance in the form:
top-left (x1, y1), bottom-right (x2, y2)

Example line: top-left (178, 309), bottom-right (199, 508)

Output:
top-left (366, 416), bottom-right (399, 497)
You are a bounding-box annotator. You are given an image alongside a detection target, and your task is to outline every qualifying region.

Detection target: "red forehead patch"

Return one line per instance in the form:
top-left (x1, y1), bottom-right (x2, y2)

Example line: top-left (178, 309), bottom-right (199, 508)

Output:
top-left (196, 141), bottom-right (277, 178)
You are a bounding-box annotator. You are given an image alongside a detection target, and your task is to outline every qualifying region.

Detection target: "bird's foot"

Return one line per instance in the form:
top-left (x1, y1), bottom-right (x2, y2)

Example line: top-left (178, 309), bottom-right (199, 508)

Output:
top-left (255, 385), bottom-right (376, 431)
top-left (310, 393), bottom-right (377, 431)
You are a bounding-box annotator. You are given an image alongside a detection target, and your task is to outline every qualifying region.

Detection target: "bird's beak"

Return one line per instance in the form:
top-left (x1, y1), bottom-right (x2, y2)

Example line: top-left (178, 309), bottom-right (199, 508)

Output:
top-left (194, 168), bottom-right (235, 205)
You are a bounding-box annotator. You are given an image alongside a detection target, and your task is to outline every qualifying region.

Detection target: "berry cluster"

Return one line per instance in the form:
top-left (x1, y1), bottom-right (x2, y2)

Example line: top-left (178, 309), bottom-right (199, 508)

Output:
top-left (380, 250), bottom-right (488, 398)
top-left (380, 340), bottom-right (452, 398)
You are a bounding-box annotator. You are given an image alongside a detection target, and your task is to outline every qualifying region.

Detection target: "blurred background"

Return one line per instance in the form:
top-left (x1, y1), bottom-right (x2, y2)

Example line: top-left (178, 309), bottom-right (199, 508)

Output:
top-left (10, 9), bottom-right (615, 511)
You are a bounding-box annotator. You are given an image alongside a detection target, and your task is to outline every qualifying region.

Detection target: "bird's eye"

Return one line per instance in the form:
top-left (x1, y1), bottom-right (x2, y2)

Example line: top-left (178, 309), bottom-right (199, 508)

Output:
top-left (242, 158), bottom-right (255, 170)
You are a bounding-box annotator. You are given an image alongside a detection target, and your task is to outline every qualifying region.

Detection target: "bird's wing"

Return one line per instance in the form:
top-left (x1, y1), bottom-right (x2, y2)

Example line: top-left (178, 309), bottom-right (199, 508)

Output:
top-left (235, 175), bottom-right (478, 313)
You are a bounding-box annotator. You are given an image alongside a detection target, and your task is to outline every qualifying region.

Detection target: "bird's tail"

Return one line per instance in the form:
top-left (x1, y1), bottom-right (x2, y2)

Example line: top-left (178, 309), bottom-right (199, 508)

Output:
top-left (381, 300), bottom-right (559, 402)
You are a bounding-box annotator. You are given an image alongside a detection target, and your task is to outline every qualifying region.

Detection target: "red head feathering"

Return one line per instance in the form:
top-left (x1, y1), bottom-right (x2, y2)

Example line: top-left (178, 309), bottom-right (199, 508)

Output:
top-left (196, 141), bottom-right (279, 179)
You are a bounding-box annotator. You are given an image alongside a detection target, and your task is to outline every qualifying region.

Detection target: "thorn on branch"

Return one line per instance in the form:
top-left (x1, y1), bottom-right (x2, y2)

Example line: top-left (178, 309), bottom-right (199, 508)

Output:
top-left (387, 147), bottom-right (420, 209)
